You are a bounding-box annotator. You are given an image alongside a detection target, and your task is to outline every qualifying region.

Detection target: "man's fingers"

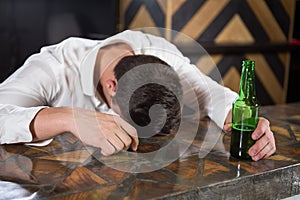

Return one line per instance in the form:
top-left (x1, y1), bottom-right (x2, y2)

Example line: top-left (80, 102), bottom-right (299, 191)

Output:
top-left (114, 116), bottom-right (139, 151)
top-left (252, 117), bottom-right (270, 140)
top-left (249, 133), bottom-right (269, 156)
top-left (100, 139), bottom-right (117, 156)
top-left (249, 141), bottom-right (276, 161)
top-left (106, 131), bottom-right (126, 150)
top-left (223, 123), bottom-right (232, 132)
top-left (100, 128), bottom-right (133, 155)
top-left (249, 127), bottom-right (276, 161)
top-left (112, 127), bottom-right (133, 151)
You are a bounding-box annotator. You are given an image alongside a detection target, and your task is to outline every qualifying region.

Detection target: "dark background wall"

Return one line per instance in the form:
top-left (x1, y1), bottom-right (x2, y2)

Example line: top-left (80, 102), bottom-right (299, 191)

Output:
top-left (0, 0), bottom-right (117, 82)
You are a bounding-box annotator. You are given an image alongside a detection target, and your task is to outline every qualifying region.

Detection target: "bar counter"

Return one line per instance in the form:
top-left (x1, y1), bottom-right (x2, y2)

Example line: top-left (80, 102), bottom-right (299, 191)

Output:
top-left (1, 102), bottom-right (300, 199)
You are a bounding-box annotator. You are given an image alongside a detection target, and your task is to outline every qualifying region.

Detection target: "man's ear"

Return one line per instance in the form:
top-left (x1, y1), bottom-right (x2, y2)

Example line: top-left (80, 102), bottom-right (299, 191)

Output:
top-left (106, 79), bottom-right (117, 97)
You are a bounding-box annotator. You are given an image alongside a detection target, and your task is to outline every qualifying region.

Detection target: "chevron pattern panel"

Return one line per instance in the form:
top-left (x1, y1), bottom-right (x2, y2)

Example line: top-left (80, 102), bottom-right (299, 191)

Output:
top-left (119, 0), bottom-right (296, 105)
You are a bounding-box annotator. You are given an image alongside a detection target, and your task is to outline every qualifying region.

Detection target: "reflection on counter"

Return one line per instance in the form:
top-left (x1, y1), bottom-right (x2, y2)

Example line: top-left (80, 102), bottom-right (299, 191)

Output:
top-left (0, 103), bottom-right (300, 199)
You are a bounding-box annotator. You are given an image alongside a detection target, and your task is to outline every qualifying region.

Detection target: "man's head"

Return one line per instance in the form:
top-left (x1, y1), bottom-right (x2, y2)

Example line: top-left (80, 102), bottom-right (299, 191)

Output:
top-left (111, 55), bottom-right (183, 136)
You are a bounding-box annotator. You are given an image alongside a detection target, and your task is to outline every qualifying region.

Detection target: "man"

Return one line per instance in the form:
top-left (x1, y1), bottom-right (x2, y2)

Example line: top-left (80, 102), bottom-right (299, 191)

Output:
top-left (0, 30), bottom-right (275, 160)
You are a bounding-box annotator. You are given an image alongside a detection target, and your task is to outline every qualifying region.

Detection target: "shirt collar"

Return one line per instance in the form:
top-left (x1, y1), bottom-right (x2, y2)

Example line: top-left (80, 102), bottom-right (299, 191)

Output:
top-left (80, 30), bottom-right (145, 96)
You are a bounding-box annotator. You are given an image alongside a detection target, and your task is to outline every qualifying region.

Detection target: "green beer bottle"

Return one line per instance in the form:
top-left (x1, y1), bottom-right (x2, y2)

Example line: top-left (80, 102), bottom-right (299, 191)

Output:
top-left (230, 60), bottom-right (259, 160)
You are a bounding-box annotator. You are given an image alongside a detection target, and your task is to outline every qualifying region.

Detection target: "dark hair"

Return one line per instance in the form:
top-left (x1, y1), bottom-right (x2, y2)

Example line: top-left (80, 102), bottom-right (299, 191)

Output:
top-left (113, 55), bottom-right (182, 137)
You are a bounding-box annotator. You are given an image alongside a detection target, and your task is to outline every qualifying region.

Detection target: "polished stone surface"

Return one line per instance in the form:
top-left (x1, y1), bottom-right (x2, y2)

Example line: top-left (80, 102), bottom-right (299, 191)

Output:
top-left (1, 102), bottom-right (300, 199)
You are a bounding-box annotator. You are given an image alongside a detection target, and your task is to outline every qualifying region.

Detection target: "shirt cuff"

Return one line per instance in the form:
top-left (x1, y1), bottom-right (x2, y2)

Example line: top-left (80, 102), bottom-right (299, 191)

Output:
top-left (0, 105), bottom-right (48, 144)
top-left (25, 138), bottom-right (53, 146)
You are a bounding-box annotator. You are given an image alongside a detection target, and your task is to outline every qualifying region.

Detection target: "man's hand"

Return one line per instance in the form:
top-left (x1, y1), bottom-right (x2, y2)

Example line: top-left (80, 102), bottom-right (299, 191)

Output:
top-left (248, 117), bottom-right (276, 161)
top-left (30, 107), bottom-right (139, 156)
top-left (71, 108), bottom-right (139, 156)
top-left (223, 110), bottom-right (276, 161)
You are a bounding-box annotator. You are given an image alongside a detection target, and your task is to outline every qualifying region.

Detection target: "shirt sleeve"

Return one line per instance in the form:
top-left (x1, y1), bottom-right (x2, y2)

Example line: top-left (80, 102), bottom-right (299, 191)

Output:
top-left (0, 104), bottom-right (47, 143)
top-left (141, 33), bottom-right (238, 128)
top-left (0, 51), bottom-right (58, 144)
top-left (176, 62), bottom-right (238, 128)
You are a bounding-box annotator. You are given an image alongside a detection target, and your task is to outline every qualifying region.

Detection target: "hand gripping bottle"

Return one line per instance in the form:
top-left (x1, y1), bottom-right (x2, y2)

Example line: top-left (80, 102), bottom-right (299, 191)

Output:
top-left (230, 60), bottom-right (259, 160)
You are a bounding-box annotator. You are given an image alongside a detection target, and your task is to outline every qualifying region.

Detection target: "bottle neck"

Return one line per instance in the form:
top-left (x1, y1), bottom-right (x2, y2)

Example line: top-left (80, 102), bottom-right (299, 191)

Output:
top-left (238, 61), bottom-right (257, 104)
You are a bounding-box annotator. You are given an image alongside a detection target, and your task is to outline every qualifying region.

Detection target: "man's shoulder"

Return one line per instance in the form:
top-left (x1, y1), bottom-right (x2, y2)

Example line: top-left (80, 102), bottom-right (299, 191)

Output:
top-left (58, 37), bottom-right (100, 48)
top-left (40, 37), bottom-right (100, 59)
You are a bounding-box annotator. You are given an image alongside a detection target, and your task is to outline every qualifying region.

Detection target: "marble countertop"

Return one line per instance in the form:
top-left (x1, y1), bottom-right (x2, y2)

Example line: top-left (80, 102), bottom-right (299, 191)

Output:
top-left (1, 102), bottom-right (300, 200)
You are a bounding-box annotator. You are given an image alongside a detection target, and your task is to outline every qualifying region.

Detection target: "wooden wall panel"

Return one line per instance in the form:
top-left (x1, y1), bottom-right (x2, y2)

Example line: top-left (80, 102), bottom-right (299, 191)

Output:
top-left (118, 0), bottom-right (295, 105)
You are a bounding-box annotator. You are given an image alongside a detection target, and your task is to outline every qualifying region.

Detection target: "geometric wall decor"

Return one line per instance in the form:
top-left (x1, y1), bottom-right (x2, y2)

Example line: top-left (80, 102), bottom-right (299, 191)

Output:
top-left (119, 0), bottom-right (296, 105)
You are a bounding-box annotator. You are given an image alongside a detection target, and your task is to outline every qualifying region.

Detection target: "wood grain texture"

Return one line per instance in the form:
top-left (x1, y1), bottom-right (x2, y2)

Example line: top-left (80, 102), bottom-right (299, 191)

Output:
top-left (0, 103), bottom-right (300, 199)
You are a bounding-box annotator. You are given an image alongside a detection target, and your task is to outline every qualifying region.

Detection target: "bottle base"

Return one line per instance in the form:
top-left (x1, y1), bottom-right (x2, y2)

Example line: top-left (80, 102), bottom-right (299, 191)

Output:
top-left (230, 150), bottom-right (253, 160)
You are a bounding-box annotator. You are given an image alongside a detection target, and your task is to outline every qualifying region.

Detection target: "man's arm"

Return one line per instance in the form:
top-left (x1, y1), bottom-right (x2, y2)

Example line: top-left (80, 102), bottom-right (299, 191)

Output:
top-left (30, 107), bottom-right (138, 156)
top-left (223, 109), bottom-right (276, 161)
top-left (0, 103), bottom-right (138, 155)
top-left (0, 44), bottom-right (138, 155)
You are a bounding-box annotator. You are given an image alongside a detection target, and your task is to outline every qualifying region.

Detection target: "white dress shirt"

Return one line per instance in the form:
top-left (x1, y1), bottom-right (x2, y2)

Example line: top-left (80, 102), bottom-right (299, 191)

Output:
top-left (0, 30), bottom-right (237, 144)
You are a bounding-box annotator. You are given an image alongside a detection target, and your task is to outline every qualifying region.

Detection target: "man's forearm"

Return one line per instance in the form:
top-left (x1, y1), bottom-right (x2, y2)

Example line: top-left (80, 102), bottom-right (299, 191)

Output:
top-left (29, 106), bottom-right (139, 155)
top-left (29, 107), bottom-right (74, 142)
